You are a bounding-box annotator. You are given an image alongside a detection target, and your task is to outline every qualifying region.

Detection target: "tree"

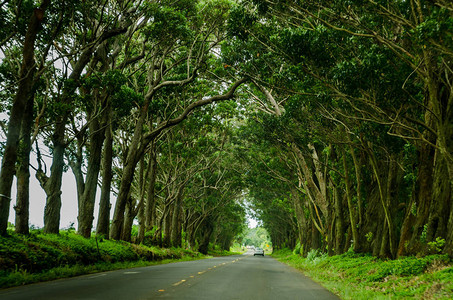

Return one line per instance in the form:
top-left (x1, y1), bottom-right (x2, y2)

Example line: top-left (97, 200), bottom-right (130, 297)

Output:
top-left (226, 0), bottom-right (453, 257)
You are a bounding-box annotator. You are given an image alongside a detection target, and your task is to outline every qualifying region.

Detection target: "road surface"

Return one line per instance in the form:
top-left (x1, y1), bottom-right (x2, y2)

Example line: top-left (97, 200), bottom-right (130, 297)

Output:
top-left (0, 251), bottom-right (339, 299)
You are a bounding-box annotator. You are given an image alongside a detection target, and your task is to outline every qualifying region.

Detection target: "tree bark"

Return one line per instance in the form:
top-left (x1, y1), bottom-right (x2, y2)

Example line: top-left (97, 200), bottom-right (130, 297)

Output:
top-left (14, 93), bottom-right (34, 235)
top-left (96, 115), bottom-right (113, 237)
top-left (163, 205), bottom-right (172, 248)
top-left (342, 146), bottom-right (359, 252)
top-left (137, 157), bottom-right (147, 243)
top-left (170, 185), bottom-right (185, 247)
top-left (69, 144), bottom-right (85, 203)
top-left (43, 119), bottom-right (65, 234)
top-left (333, 183), bottom-right (344, 255)
top-left (145, 144), bottom-right (157, 231)
top-left (400, 135), bottom-right (435, 255)
top-left (365, 141), bottom-right (395, 258)
top-left (426, 153), bottom-right (451, 244)
top-left (198, 216), bottom-right (214, 254)
top-left (0, 1), bottom-right (50, 235)
top-left (77, 114), bottom-right (106, 237)
top-left (121, 195), bottom-right (136, 242)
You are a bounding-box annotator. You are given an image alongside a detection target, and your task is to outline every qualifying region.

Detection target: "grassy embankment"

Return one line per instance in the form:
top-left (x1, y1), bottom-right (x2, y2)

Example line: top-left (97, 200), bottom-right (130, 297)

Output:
top-left (272, 248), bottom-right (453, 299)
top-left (0, 229), bottom-right (217, 289)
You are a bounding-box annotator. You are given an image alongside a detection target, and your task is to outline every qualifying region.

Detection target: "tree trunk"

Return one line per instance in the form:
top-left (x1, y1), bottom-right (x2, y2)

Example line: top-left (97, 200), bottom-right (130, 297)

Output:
top-left (333, 183), bottom-right (344, 255)
top-left (137, 200), bottom-right (145, 244)
top-left (365, 141), bottom-right (395, 258)
top-left (68, 138), bottom-right (84, 203)
top-left (163, 205), bottom-right (172, 248)
top-left (444, 200), bottom-right (453, 256)
top-left (349, 144), bottom-right (363, 228)
top-left (121, 195), bottom-right (135, 242)
top-left (14, 94), bottom-right (34, 235)
top-left (198, 217), bottom-right (214, 255)
top-left (361, 177), bottom-right (383, 255)
top-left (154, 202), bottom-right (171, 247)
top-left (311, 221), bottom-right (321, 250)
top-left (426, 82), bottom-right (453, 253)
top-left (43, 118), bottom-right (66, 234)
top-left (110, 157), bottom-right (139, 240)
top-left (137, 157), bottom-right (148, 244)
top-left (96, 115), bottom-right (113, 237)
top-left (77, 115), bottom-right (106, 237)
top-left (291, 188), bottom-right (307, 252)
top-left (404, 142), bottom-right (435, 255)
top-left (110, 106), bottom-right (147, 240)
top-left (426, 153), bottom-right (451, 244)
top-left (170, 186), bottom-right (184, 247)
top-left (342, 146), bottom-right (359, 252)
top-left (145, 145), bottom-right (157, 231)
top-left (0, 1), bottom-right (50, 235)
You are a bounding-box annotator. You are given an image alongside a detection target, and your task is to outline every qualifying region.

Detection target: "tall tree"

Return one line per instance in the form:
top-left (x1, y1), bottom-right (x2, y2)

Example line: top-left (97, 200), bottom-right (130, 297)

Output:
top-left (0, 0), bottom-right (52, 235)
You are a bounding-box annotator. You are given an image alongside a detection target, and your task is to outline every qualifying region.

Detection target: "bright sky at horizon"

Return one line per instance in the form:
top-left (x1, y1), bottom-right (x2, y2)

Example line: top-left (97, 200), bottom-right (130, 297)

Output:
top-left (248, 218), bottom-right (258, 228)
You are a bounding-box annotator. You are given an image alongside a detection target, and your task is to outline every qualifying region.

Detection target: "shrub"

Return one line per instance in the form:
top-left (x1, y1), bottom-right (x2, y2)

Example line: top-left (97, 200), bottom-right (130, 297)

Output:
top-left (293, 242), bottom-right (303, 255)
top-left (306, 249), bottom-right (320, 261)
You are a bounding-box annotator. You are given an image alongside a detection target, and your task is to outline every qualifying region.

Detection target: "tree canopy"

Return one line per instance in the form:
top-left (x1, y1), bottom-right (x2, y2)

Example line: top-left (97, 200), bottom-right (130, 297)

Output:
top-left (0, 0), bottom-right (452, 257)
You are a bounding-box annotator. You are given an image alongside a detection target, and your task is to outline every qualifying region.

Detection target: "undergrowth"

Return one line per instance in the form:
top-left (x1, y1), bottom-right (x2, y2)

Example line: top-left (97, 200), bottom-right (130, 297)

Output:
top-left (0, 230), bottom-right (204, 289)
top-left (208, 244), bottom-right (242, 257)
top-left (272, 248), bottom-right (453, 299)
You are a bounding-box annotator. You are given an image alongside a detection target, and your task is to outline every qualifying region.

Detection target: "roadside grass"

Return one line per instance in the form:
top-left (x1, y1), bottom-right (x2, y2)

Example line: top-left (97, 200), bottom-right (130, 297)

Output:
top-left (272, 249), bottom-right (453, 299)
top-left (0, 230), bottom-right (205, 289)
top-left (208, 244), bottom-right (242, 257)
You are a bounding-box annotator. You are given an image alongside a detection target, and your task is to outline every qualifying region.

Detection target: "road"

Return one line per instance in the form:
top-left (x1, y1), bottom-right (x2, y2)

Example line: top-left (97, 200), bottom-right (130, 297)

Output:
top-left (0, 251), bottom-right (339, 300)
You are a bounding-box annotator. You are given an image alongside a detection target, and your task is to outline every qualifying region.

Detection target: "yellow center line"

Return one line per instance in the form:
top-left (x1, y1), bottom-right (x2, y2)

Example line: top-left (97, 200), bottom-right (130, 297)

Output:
top-left (172, 279), bottom-right (186, 286)
top-left (198, 271), bottom-right (205, 275)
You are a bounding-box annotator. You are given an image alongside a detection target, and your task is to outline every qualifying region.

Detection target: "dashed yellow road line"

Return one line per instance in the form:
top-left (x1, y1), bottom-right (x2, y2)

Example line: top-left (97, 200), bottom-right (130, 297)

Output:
top-left (159, 259), bottom-right (242, 293)
top-left (172, 279), bottom-right (186, 286)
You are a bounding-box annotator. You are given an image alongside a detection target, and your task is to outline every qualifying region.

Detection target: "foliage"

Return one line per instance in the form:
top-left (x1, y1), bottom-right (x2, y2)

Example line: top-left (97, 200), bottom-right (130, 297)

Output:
top-left (0, 230), bottom-right (203, 288)
top-left (273, 250), bottom-right (453, 299)
top-left (240, 227), bottom-right (271, 249)
top-left (207, 244), bottom-right (242, 257)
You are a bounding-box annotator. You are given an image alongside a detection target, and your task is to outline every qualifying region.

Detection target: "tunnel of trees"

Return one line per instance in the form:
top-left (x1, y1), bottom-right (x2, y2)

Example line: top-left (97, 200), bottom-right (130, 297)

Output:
top-left (0, 0), bottom-right (452, 258)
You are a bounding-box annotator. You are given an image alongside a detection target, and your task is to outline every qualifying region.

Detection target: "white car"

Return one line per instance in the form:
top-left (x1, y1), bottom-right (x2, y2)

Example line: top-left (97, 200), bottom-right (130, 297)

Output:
top-left (253, 248), bottom-right (264, 256)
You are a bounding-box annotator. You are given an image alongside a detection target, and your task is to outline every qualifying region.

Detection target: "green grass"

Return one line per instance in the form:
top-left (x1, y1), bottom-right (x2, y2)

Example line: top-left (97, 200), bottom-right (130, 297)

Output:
top-left (230, 242), bottom-right (247, 254)
top-left (272, 249), bottom-right (453, 299)
top-left (208, 245), bottom-right (242, 257)
top-left (0, 230), bottom-right (205, 289)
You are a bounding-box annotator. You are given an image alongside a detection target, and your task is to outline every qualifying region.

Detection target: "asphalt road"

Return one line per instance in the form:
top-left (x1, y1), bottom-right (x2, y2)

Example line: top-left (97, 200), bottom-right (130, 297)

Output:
top-left (0, 251), bottom-right (339, 300)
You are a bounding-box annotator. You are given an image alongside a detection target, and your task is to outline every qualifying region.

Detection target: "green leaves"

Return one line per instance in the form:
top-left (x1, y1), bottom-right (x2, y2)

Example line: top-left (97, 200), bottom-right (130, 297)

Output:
top-left (227, 5), bottom-right (257, 40)
top-left (112, 86), bottom-right (142, 117)
top-left (412, 8), bottom-right (453, 47)
top-left (142, 4), bottom-right (192, 43)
